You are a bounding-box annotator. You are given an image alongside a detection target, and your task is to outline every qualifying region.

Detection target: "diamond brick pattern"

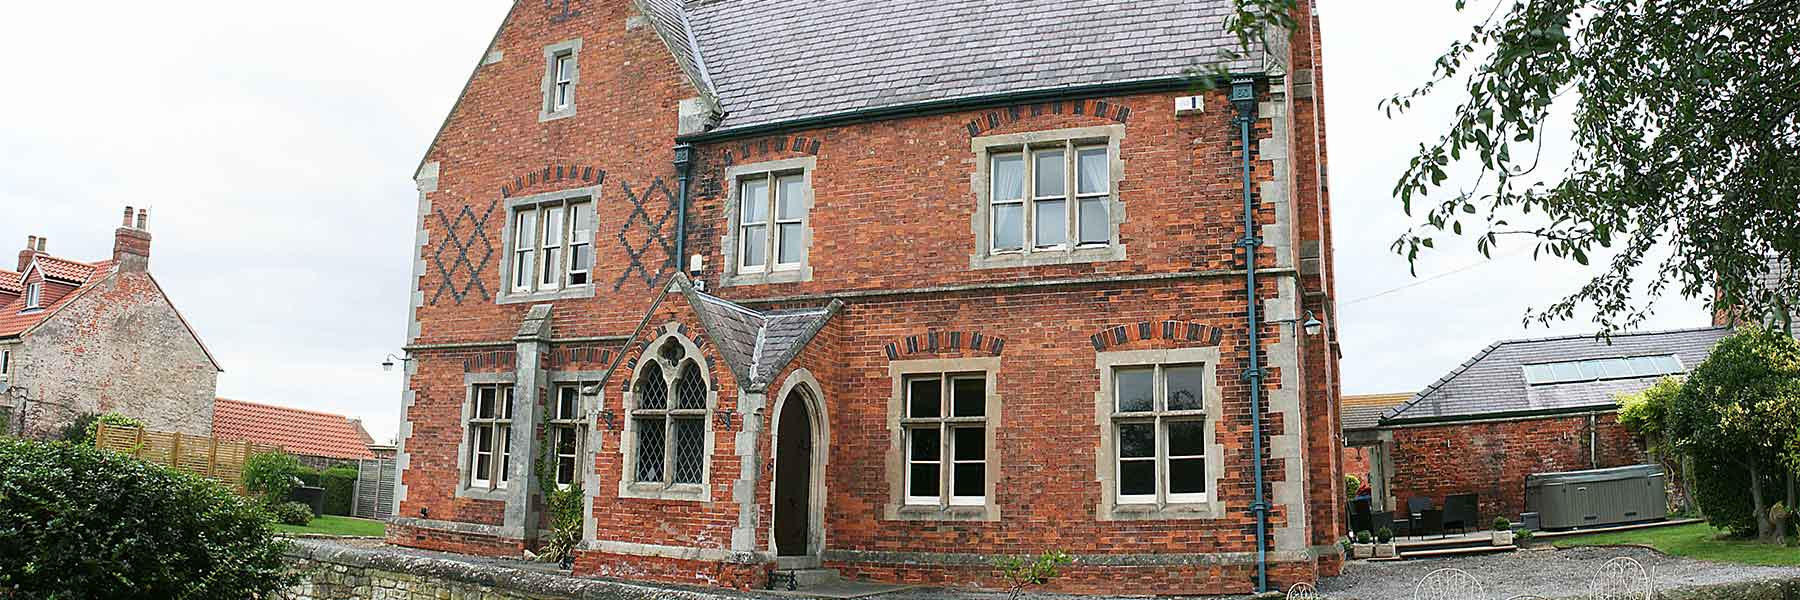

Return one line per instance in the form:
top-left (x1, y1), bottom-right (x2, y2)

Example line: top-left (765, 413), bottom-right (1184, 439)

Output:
top-left (613, 178), bottom-right (677, 292)
top-left (428, 200), bottom-right (495, 306)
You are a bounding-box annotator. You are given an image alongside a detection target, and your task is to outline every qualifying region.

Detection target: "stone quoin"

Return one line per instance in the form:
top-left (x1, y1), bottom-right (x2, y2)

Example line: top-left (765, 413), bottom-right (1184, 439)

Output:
top-left (392, 0), bottom-right (1345, 595)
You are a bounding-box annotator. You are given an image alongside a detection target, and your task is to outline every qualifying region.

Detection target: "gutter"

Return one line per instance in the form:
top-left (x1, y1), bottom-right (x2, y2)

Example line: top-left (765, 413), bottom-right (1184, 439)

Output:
top-left (676, 74), bottom-right (1254, 145)
top-left (1229, 77), bottom-right (1270, 595)
top-left (1378, 405), bottom-right (1622, 429)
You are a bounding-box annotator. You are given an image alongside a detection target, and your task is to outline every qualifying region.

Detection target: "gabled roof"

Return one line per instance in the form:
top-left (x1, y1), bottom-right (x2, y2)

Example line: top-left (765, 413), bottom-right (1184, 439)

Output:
top-left (685, 0), bottom-right (1266, 132)
top-left (0, 258), bottom-right (115, 339)
top-left (1382, 327), bottom-right (1732, 426)
top-left (212, 398), bottom-right (378, 462)
top-left (604, 274), bottom-right (840, 392)
top-left (1342, 393), bottom-right (1411, 433)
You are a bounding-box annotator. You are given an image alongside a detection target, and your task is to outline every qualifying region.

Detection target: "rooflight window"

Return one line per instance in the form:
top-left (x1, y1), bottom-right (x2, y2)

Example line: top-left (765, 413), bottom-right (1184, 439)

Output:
top-left (1522, 355), bottom-right (1684, 385)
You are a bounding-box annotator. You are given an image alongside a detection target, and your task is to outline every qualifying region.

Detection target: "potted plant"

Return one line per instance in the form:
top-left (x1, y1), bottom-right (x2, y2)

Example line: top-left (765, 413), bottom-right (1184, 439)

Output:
top-left (1374, 527), bottom-right (1397, 558)
top-left (1512, 527), bottom-right (1535, 549)
top-left (1491, 517), bottom-right (1515, 546)
top-left (1352, 530), bottom-right (1374, 559)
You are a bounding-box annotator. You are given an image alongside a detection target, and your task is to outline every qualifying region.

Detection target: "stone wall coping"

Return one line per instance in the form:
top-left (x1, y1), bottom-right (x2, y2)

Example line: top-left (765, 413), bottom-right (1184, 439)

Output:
top-left (286, 539), bottom-right (753, 599)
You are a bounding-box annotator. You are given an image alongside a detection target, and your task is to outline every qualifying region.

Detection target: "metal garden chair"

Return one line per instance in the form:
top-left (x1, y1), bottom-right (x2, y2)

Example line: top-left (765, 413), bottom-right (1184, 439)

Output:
top-left (1589, 556), bottom-right (1653, 600)
top-left (1413, 568), bottom-right (1483, 600)
top-left (1288, 582), bottom-right (1325, 599)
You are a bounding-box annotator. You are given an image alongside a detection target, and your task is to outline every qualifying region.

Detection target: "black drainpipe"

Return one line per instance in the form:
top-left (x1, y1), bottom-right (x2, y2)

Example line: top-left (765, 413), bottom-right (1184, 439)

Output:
top-left (1230, 76), bottom-right (1270, 595)
top-left (673, 143), bottom-right (694, 277)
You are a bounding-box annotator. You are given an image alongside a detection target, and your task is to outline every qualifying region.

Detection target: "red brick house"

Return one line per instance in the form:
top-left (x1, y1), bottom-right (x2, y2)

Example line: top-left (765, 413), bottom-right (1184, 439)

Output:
top-left (0, 208), bottom-right (221, 439)
top-left (391, 0), bottom-right (1344, 595)
top-left (1360, 327), bottom-right (1729, 525)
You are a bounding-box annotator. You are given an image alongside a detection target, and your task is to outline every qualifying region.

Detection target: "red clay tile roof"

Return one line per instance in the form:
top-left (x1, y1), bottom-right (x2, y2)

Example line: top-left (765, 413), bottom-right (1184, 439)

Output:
top-left (0, 269), bottom-right (19, 294)
top-left (0, 258), bottom-right (115, 338)
top-left (212, 398), bottom-right (378, 461)
top-left (35, 256), bottom-right (98, 283)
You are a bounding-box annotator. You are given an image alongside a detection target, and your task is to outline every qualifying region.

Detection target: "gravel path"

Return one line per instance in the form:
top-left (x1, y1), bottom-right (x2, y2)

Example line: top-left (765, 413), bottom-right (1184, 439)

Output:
top-left (1320, 546), bottom-right (1800, 600)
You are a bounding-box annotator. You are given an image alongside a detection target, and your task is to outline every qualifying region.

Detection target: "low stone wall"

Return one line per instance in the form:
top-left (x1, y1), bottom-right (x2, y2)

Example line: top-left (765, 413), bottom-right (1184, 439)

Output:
top-left (279, 539), bottom-right (742, 600)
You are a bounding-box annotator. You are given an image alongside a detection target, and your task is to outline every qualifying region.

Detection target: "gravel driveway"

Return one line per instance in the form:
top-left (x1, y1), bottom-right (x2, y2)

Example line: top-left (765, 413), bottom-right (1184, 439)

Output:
top-left (1320, 546), bottom-right (1800, 600)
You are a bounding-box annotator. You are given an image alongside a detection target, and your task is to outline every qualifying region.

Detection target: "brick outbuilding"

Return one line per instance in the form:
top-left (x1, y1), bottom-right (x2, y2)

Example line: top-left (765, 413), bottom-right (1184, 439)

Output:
top-left (1359, 327), bottom-right (1730, 527)
top-left (390, 0), bottom-right (1345, 595)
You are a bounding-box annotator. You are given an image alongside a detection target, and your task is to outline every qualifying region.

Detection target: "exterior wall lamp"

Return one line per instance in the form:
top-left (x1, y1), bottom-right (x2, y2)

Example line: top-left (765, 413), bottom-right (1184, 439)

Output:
top-left (381, 353), bottom-right (414, 372)
top-left (1273, 311), bottom-right (1325, 337)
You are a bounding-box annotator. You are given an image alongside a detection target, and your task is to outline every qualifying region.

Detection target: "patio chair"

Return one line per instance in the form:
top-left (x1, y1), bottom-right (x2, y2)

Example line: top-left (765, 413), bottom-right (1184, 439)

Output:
top-left (1416, 508), bottom-right (1445, 539)
top-left (1413, 568), bottom-right (1483, 600)
top-left (1441, 493), bottom-right (1479, 535)
top-left (1402, 497), bottom-right (1434, 537)
top-left (1589, 556), bottom-right (1652, 600)
top-left (1349, 498), bottom-right (1373, 534)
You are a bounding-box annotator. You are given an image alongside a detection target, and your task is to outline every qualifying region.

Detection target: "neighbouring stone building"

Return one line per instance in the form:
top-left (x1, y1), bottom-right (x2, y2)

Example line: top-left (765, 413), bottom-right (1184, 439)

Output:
top-left (1355, 327), bottom-right (1730, 525)
top-left (392, 0), bottom-right (1345, 595)
top-left (0, 208), bottom-right (221, 438)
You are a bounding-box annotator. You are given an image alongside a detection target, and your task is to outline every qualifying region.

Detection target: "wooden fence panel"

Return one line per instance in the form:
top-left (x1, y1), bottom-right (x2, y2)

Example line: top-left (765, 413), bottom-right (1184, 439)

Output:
top-left (352, 457), bottom-right (396, 521)
top-left (94, 423), bottom-right (279, 493)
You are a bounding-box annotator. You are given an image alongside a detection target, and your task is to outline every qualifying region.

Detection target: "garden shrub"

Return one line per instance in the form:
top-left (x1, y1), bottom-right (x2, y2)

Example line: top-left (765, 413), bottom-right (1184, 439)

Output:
top-left (320, 466), bottom-right (358, 516)
top-left (243, 451), bottom-right (305, 505)
top-left (1690, 447), bottom-right (1784, 536)
top-left (271, 501), bottom-right (314, 526)
top-left (296, 465), bottom-right (322, 488)
top-left (57, 412), bottom-right (143, 446)
top-left (0, 439), bottom-right (296, 599)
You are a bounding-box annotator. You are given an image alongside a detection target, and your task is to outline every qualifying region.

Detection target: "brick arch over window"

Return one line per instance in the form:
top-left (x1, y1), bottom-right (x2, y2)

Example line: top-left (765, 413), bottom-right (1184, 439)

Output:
top-left (963, 98), bottom-right (1132, 138)
top-left (619, 328), bottom-right (718, 502)
top-left (1089, 319), bottom-right (1225, 352)
top-left (499, 164), bottom-right (608, 198)
top-left (882, 330), bottom-right (1006, 361)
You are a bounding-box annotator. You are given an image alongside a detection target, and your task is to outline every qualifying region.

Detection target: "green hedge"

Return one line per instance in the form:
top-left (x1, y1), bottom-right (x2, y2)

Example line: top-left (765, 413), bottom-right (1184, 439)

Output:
top-left (0, 439), bottom-right (296, 598)
top-left (320, 466), bottom-right (357, 516)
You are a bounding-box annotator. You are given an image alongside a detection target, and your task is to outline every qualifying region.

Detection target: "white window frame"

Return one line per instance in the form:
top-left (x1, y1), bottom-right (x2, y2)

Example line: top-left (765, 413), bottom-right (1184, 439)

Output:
top-left (1110, 364), bottom-right (1209, 505)
top-left (1, 347), bottom-right (10, 383)
top-left (539, 39), bottom-right (581, 122)
top-left (504, 198), bottom-right (593, 298)
top-left (884, 357), bottom-right (1001, 522)
top-left (721, 157), bottom-right (816, 287)
top-left (24, 281), bottom-right (41, 310)
top-left (971, 124), bottom-right (1127, 270)
top-left (467, 384), bottom-right (514, 491)
top-left (550, 383), bottom-right (588, 489)
top-left (1094, 347), bottom-right (1224, 521)
top-left (552, 52), bottom-right (575, 112)
top-left (901, 374), bottom-right (989, 507)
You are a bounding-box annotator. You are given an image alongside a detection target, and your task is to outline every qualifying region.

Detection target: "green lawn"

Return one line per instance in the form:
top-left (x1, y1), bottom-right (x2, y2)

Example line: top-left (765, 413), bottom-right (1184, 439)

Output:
top-left (274, 516), bottom-right (386, 537)
top-left (1553, 523), bottom-right (1800, 566)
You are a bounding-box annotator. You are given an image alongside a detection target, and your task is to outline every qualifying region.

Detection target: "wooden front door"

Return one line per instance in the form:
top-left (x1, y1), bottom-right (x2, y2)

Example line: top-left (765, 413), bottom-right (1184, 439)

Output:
top-left (774, 392), bottom-right (813, 557)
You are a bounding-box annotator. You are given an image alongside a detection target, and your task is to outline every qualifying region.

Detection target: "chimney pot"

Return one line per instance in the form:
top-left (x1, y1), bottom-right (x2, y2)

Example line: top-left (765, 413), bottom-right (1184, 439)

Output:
top-left (136, 209), bottom-right (148, 231)
top-left (36, 237), bottom-right (45, 252)
top-left (123, 206), bottom-right (135, 227)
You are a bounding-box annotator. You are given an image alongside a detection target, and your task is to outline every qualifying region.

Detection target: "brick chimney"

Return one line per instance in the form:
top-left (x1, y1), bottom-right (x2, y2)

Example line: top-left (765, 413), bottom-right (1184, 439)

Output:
top-left (113, 206), bottom-right (153, 272)
top-left (18, 235), bottom-right (42, 272)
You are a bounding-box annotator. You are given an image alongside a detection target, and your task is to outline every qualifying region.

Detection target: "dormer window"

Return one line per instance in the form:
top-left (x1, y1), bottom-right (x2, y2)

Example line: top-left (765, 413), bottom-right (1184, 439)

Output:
top-left (23, 282), bottom-right (40, 310)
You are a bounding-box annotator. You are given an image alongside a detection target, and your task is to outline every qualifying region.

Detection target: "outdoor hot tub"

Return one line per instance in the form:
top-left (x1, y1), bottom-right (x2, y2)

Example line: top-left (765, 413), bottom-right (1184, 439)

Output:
top-left (1525, 465), bottom-right (1667, 530)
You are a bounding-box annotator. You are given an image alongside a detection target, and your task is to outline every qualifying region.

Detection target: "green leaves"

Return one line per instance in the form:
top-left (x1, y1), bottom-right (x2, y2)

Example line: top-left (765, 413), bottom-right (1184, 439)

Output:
top-left (1367, 0), bottom-right (1800, 333)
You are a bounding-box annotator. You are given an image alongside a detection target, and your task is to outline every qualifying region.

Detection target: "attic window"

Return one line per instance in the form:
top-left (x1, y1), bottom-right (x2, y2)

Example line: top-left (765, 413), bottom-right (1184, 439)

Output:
top-left (23, 282), bottom-right (41, 310)
top-left (1521, 355), bottom-right (1683, 385)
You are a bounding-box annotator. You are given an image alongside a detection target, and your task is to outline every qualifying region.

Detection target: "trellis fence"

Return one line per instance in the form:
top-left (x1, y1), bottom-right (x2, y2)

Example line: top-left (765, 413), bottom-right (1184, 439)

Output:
top-left (94, 423), bottom-right (280, 492)
top-left (352, 456), bottom-right (397, 521)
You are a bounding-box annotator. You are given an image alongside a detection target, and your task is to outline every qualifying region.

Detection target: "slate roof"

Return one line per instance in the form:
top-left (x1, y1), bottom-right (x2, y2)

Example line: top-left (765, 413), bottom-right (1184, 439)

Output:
top-left (1383, 327), bottom-right (1733, 425)
top-left (681, 0), bottom-right (1266, 131)
top-left (1342, 393), bottom-right (1411, 432)
top-left (689, 288), bottom-right (837, 388)
top-left (212, 398), bottom-right (378, 461)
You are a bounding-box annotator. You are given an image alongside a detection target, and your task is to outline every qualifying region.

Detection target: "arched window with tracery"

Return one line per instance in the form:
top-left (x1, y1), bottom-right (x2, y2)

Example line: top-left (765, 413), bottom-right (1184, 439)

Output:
top-left (628, 336), bottom-right (711, 490)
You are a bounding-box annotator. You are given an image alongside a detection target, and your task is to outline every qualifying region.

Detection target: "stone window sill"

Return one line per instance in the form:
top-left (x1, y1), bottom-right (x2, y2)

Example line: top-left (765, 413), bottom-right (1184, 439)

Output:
top-left (970, 244), bottom-right (1127, 270)
top-left (497, 285), bottom-right (595, 306)
top-left (539, 108), bottom-right (576, 123)
top-left (455, 486), bottom-right (510, 502)
top-left (1104, 500), bottom-right (1223, 521)
top-left (888, 503), bottom-right (998, 522)
top-left (618, 481), bottom-right (709, 502)
top-left (720, 266), bottom-right (812, 288)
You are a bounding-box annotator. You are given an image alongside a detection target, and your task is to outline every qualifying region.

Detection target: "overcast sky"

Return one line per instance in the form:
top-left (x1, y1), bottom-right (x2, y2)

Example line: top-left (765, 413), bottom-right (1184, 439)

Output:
top-left (0, 2), bottom-right (1708, 441)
